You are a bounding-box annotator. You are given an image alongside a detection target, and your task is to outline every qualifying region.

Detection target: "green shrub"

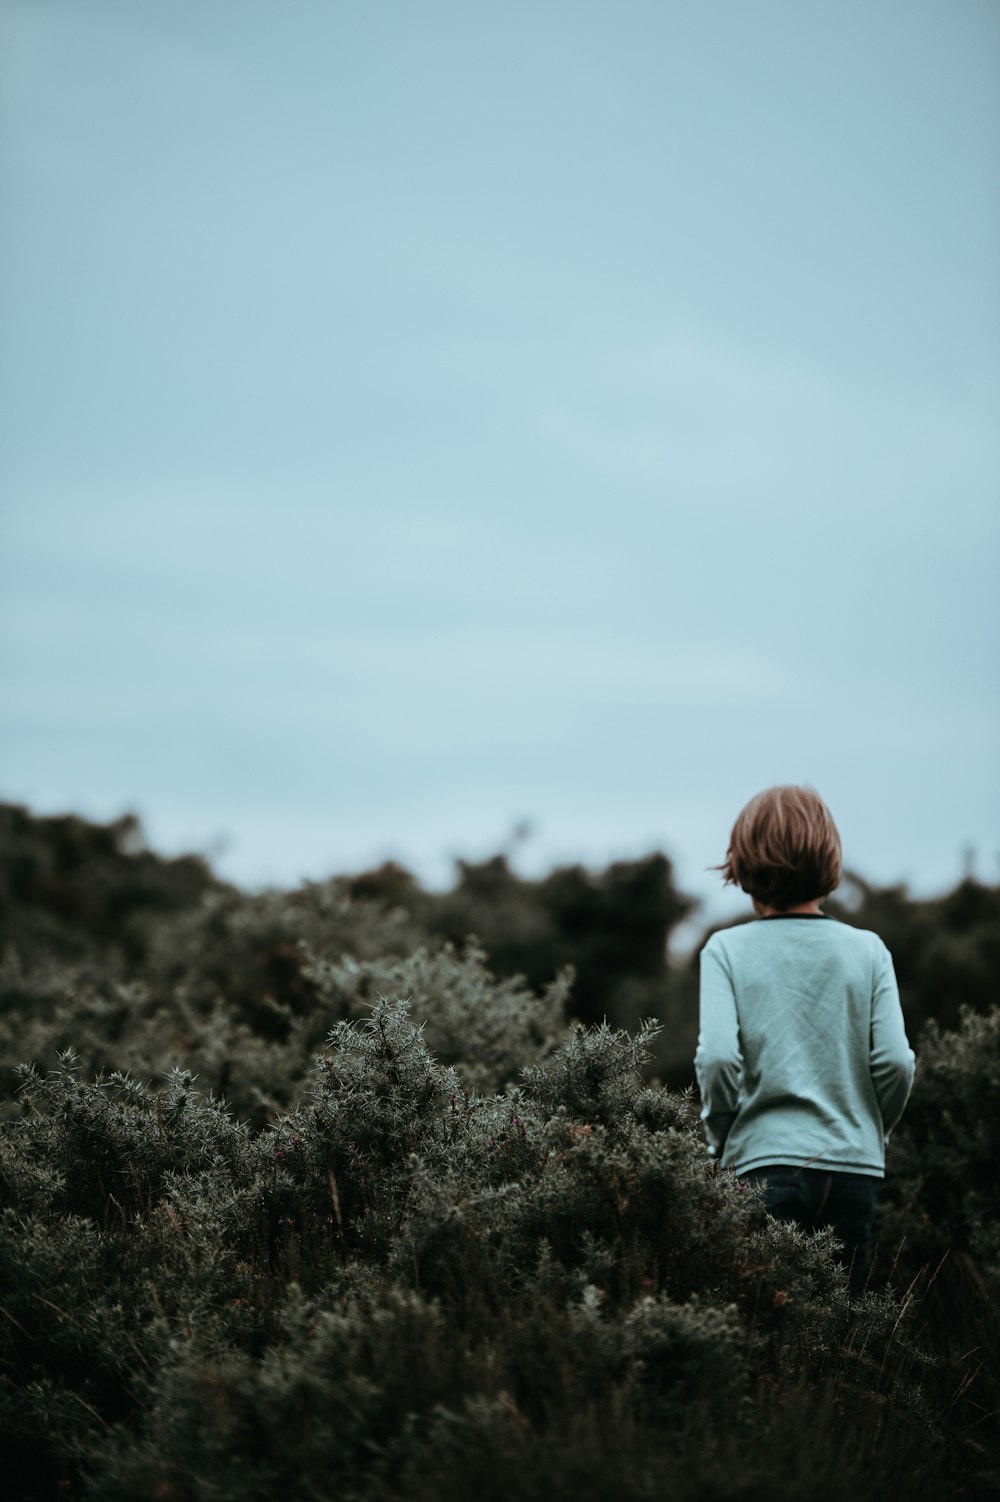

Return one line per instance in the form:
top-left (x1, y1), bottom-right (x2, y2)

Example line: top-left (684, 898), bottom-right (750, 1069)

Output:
top-left (1, 1003), bottom-right (952, 1501)
top-left (2, 803), bottom-right (998, 1499)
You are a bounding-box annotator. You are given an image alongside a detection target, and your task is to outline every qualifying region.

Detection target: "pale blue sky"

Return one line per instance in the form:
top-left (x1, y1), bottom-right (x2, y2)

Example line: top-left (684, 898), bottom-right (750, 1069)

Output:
top-left (2, 0), bottom-right (998, 928)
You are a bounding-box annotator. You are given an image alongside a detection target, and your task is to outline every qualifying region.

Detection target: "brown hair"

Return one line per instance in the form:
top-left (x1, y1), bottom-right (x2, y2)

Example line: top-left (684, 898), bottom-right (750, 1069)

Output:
top-left (714, 785), bottom-right (842, 910)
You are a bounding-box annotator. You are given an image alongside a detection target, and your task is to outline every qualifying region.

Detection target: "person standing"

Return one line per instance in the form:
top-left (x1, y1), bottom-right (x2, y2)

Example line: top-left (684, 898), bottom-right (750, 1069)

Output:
top-left (695, 784), bottom-right (916, 1291)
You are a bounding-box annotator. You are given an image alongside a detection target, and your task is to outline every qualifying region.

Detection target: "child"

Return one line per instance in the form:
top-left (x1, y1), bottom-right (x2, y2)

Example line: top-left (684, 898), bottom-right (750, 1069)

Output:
top-left (694, 785), bottom-right (915, 1291)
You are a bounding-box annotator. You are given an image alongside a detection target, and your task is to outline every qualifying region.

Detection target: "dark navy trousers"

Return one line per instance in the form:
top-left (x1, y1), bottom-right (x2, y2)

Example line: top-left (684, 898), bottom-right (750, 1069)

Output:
top-left (739, 1164), bottom-right (879, 1292)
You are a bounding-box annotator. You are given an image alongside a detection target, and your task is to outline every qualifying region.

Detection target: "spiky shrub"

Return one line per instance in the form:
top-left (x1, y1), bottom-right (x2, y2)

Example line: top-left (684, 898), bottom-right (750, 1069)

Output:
top-left (0, 920), bottom-right (569, 1130)
top-left (869, 1005), bottom-right (1000, 1489)
top-left (297, 938), bottom-right (572, 1094)
top-left (2, 1003), bottom-right (959, 1502)
top-left (879, 1006), bottom-right (1000, 1283)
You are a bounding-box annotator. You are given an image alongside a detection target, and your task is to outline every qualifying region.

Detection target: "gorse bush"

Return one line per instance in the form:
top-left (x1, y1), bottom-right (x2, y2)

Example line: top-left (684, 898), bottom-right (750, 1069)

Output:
top-left (5, 801), bottom-right (997, 1090)
top-left (0, 1001), bottom-right (975, 1502)
top-left (299, 937), bottom-right (572, 1094)
top-left (877, 1006), bottom-right (1000, 1282)
top-left (1, 803), bottom-right (999, 1500)
top-left (391, 849), bottom-right (695, 1029)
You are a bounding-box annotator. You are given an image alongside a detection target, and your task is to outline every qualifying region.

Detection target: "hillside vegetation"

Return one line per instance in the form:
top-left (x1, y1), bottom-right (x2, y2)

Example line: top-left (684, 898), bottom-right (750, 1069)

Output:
top-left (1, 803), bottom-right (998, 1500)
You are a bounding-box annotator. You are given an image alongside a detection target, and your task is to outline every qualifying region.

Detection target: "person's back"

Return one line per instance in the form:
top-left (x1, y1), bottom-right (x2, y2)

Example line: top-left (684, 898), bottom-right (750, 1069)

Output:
top-left (694, 785), bottom-right (915, 1290)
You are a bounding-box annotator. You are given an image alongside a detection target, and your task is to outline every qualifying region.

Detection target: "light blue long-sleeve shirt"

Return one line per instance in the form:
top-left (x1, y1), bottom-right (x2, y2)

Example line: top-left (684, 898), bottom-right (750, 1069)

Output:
top-left (695, 915), bottom-right (915, 1178)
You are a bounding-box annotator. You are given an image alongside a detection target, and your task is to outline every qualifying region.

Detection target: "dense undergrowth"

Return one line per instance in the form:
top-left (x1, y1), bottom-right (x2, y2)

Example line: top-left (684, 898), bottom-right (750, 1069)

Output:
top-left (0, 804), bottom-right (998, 1500)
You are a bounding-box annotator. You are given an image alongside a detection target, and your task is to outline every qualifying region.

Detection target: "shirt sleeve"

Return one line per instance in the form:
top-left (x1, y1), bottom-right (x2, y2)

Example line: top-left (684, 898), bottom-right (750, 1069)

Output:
top-left (869, 937), bottom-right (916, 1140)
top-left (695, 937), bottom-right (743, 1159)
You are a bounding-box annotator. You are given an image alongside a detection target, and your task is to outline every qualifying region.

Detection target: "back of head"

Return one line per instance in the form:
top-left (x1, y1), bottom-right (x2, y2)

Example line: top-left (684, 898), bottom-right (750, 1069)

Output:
top-left (716, 784), bottom-right (842, 910)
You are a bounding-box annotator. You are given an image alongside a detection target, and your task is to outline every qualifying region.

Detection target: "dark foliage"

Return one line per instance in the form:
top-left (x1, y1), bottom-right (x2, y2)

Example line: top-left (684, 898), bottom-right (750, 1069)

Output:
top-left (0, 803), bottom-right (218, 969)
top-left (1, 803), bottom-right (998, 1500)
top-left (1, 1007), bottom-right (957, 1502)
